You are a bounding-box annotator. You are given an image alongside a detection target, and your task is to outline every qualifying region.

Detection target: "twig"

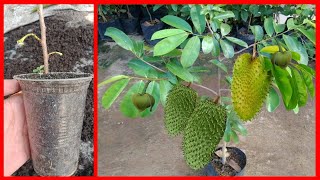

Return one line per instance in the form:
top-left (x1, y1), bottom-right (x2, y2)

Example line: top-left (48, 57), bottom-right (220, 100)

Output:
top-left (38, 5), bottom-right (49, 74)
top-left (191, 83), bottom-right (218, 96)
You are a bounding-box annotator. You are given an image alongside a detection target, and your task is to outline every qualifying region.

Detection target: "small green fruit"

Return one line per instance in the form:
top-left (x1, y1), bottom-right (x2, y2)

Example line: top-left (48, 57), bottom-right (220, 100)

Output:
top-left (131, 93), bottom-right (155, 112)
top-left (271, 51), bottom-right (292, 68)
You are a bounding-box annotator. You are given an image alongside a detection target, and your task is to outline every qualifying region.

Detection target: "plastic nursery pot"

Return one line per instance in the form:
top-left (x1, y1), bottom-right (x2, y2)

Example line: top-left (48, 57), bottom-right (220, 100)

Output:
top-left (140, 19), bottom-right (164, 46)
top-left (98, 18), bottom-right (123, 41)
top-left (205, 147), bottom-right (247, 176)
top-left (13, 72), bottom-right (92, 176)
top-left (120, 17), bottom-right (140, 34)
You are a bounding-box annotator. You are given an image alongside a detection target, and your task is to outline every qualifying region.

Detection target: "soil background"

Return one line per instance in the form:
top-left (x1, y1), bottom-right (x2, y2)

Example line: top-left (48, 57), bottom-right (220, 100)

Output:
top-left (4, 10), bottom-right (93, 176)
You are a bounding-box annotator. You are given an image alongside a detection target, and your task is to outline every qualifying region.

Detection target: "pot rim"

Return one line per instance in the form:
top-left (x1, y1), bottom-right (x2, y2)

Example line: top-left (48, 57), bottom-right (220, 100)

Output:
top-left (13, 72), bottom-right (93, 82)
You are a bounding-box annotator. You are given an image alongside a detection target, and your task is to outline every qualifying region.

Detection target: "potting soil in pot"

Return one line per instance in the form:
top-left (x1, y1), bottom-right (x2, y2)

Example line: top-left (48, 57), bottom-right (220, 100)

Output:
top-left (4, 10), bottom-right (93, 176)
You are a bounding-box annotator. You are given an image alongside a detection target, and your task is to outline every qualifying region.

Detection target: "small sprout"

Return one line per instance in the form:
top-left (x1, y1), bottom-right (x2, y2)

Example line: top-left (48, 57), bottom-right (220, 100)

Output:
top-left (17, 33), bottom-right (41, 47)
top-left (33, 65), bottom-right (44, 74)
top-left (48, 52), bottom-right (63, 56)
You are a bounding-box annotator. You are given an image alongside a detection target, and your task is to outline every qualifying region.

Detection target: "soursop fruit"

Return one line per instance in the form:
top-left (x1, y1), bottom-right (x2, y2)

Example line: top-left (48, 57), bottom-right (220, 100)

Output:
top-left (182, 99), bottom-right (227, 170)
top-left (231, 53), bottom-right (271, 121)
top-left (164, 84), bottom-right (197, 136)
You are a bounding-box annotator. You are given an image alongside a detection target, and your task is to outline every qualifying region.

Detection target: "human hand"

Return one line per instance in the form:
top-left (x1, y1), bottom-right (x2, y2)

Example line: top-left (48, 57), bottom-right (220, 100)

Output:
top-left (4, 80), bottom-right (30, 176)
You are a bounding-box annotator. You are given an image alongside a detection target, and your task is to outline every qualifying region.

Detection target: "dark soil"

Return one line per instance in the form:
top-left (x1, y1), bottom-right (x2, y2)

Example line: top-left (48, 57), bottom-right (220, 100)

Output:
top-left (210, 147), bottom-right (246, 176)
top-left (4, 11), bottom-right (93, 176)
top-left (14, 72), bottom-right (92, 80)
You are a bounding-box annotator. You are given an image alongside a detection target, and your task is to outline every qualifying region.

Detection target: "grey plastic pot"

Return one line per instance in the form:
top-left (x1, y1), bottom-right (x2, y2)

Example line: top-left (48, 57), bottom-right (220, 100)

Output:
top-left (13, 72), bottom-right (92, 176)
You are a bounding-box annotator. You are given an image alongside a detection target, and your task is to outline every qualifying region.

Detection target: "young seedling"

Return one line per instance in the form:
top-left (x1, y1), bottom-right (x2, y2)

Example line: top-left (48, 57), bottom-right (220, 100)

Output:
top-left (17, 5), bottom-right (63, 74)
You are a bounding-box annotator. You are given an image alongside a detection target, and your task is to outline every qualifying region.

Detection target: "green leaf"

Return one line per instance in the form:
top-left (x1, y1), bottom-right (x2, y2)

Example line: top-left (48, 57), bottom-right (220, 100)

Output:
top-left (105, 27), bottom-right (133, 51)
top-left (291, 51), bottom-right (301, 61)
top-left (163, 49), bottom-right (182, 57)
top-left (225, 36), bottom-right (248, 48)
top-left (260, 45), bottom-right (286, 54)
top-left (202, 36), bottom-right (214, 54)
top-left (241, 10), bottom-right (249, 22)
top-left (296, 64), bottom-right (315, 77)
top-left (166, 60), bottom-right (194, 82)
top-left (188, 66), bottom-right (210, 73)
top-left (143, 56), bottom-right (162, 62)
top-left (297, 27), bottom-right (315, 45)
top-left (250, 25), bottom-right (264, 41)
top-left (151, 29), bottom-right (186, 40)
top-left (159, 80), bottom-right (173, 106)
top-left (120, 81), bottom-right (145, 118)
top-left (220, 23), bottom-right (231, 36)
top-left (161, 15), bottom-right (193, 32)
top-left (286, 18), bottom-right (296, 30)
top-left (141, 81), bottom-right (160, 117)
top-left (223, 123), bottom-right (231, 142)
top-left (264, 17), bottom-right (274, 36)
top-left (132, 41), bottom-right (144, 58)
top-left (299, 68), bottom-right (315, 98)
top-left (153, 5), bottom-right (162, 12)
top-left (283, 35), bottom-right (309, 65)
top-left (98, 75), bottom-right (129, 87)
top-left (213, 11), bottom-right (235, 20)
top-left (230, 130), bottom-right (239, 144)
top-left (287, 70), bottom-right (299, 110)
top-left (291, 68), bottom-right (308, 107)
top-left (171, 5), bottom-right (178, 11)
top-left (181, 36), bottom-right (200, 68)
top-left (102, 79), bottom-right (130, 109)
top-left (293, 105), bottom-right (299, 114)
top-left (190, 5), bottom-right (206, 34)
top-left (128, 59), bottom-right (159, 78)
top-left (273, 65), bottom-right (292, 107)
top-left (211, 38), bottom-right (220, 57)
top-left (210, 19), bottom-right (220, 32)
top-left (220, 39), bottom-right (234, 58)
top-left (273, 21), bottom-right (286, 34)
top-left (264, 57), bottom-right (273, 71)
top-left (210, 59), bottom-right (227, 73)
top-left (266, 87), bottom-right (280, 112)
top-left (153, 32), bottom-right (189, 56)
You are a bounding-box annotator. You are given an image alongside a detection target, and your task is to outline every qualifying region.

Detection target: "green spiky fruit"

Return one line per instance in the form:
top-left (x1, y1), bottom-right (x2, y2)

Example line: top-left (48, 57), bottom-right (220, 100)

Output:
top-left (164, 84), bottom-right (197, 136)
top-left (132, 93), bottom-right (155, 112)
top-left (231, 53), bottom-right (271, 121)
top-left (183, 99), bottom-right (227, 170)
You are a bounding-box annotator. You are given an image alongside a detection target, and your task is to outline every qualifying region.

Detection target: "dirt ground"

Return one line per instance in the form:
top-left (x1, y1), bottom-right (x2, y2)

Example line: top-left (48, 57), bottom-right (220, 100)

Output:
top-left (98, 40), bottom-right (315, 176)
top-left (4, 10), bottom-right (93, 176)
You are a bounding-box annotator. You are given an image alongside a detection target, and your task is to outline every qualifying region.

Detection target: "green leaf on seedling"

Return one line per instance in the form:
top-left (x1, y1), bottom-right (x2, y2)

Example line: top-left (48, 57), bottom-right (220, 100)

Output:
top-left (132, 41), bottom-right (144, 58)
top-left (210, 19), bottom-right (220, 32)
top-left (225, 36), bottom-right (248, 48)
top-left (166, 59), bottom-right (194, 82)
top-left (264, 17), bottom-right (274, 36)
top-left (266, 87), bottom-right (280, 112)
top-left (159, 80), bottom-right (173, 106)
top-left (283, 35), bottom-right (309, 65)
top-left (202, 36), bottom-right (214, 54)
top-left (211, 37), bottom-right (220, 57)
top-left (210, 59), bottom-right (227, 73)
top-left (151, 29), bottom-right (186, 40)
top-left (220, 39), bottom-right (234, 58)
top-left (181, 36), bottom-right (200, 68)
top-left (273, 65), bottom-right (292, 107)
top-left (250, 25), bottom-right (264, 41)
top-left (213, 11), bottom-right (235, 20)
top-left (154, 32), bottom-right (189, 56)
top-left (120, 81), bottom-right (145, 118)
top-left (190, 5), bottom-right (206, 34)
top-left (220, 23), bottom-right (231, 36)
top-left (102, 79), bottom-right (130, 109)
top-left (161, 15), bottom-right (193, 32)
top-left (99, 75), bottom-right (129, 87)
top-left (105, 27), bottom-right (133, 51)
top-left (273, 21), bottom-right (286, 34)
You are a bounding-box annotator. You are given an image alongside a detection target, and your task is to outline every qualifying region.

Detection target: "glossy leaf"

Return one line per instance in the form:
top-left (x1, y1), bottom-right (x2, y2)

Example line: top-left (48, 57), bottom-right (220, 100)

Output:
top-left (120, 81), bottom-right (145, 118)
top-left (266, 87), bottom-right (280, 112)
top-left (250, 25), bottom-right (264, 41)
top-left (159, 80), bottom-right (173, 106)
top-left (287, 70), bottom-right (299, 110)
top-left (105, 27), bottom-right (133, 51)
top-left (190, 5), bottom-right (206, 34)
top-left (210, 19), bottom-right (220, 32)
top-left (273, 21), bottom-right (286, 34)
top-left (241, 10), bottom-right (249, 22)
top-left (225, 36), bottom-right (248, 48)
top-left (210, 59), bottom-right (227, 73)
top-left (297, 27), bottom-right (315, 45)
top-left (99, 75), bottom-right (129, 87)
top-left (264, 17), bottom-right (274, 36)
top-left (220, 39), bottom-right (234, 58)
top-left (132, 41), bottom-right (144, 57)
top-left (128, 59), bottom-right (159, 78)
top-left (181, 36), bottom-right (200, 68)
top-left (220, 23), bottom-right (231, 36)
top-left (151, 29), bottom-right (186, 40)
top-left (202, 36), bottom-right (214, 54)
top-left (283, 35), bottom-right (309, 65)
top-left (299, 68), bottom-right (315, 98)
top-left (296, 64), bottom-right (315, 77)
top-left (154, 32), bottom-right (189, 56)
top-left (291, 68), bottom-right (308, 107)
top-left (260, 45), bottom-right (286, 54)
top-left (213, 11), bottom-right (235, 20)
top-left (102, 79), bottom-right (130, 109)
top-left (166, 60), bottom-right (194, 82)
top-left (211, 38), bottom-right (220, 57)
top-left (161, 15), bottom-right (193, 32)
top-left (273, 65), bottom-right (292, 107)
top-left (286, 18), bottom-right (296, 30)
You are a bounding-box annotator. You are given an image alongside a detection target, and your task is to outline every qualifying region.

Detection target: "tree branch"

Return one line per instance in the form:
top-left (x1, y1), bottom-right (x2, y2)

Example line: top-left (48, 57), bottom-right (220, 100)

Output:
top-left (38, 5), bottom-right (49, 74)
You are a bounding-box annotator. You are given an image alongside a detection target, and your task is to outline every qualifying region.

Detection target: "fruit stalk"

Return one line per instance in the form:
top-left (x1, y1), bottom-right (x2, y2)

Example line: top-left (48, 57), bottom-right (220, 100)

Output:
top-left (142, 80), bottom-right (151, 94)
